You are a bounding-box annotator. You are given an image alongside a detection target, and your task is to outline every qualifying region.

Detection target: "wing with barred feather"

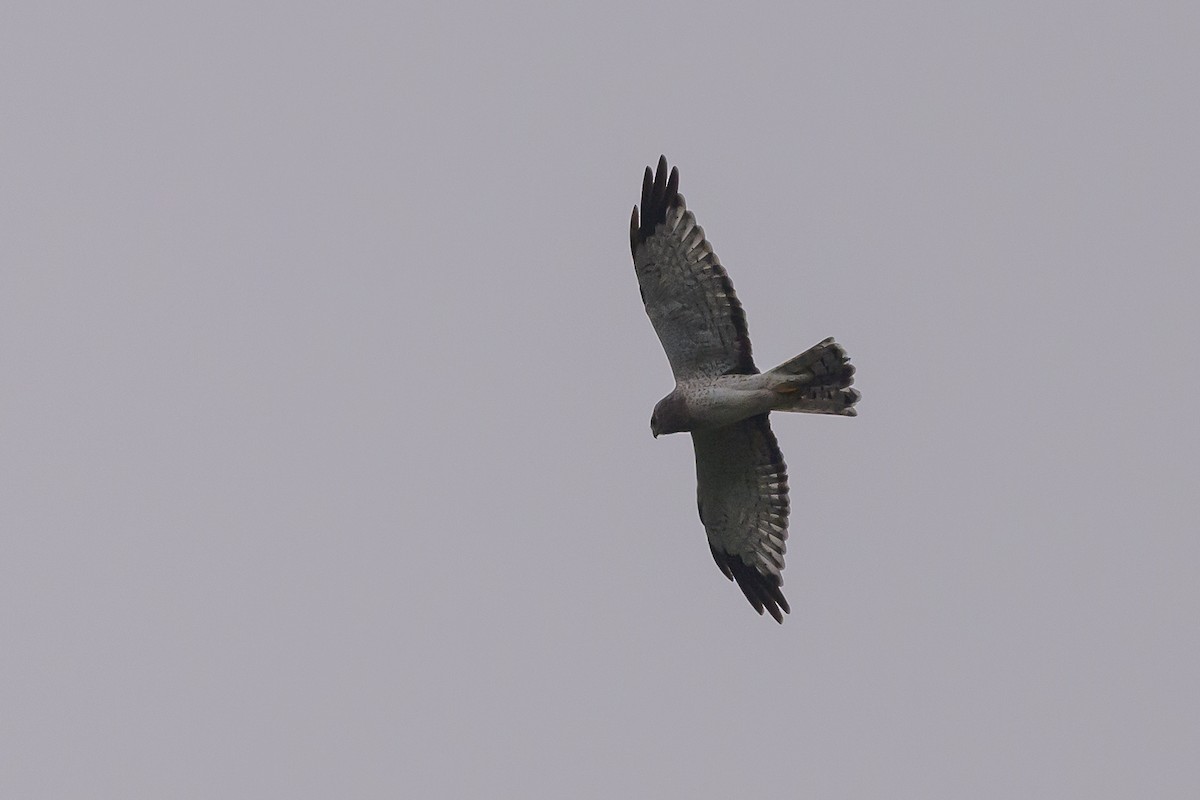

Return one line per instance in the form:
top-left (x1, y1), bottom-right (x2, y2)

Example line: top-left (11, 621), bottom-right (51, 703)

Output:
top-left (693, 414), bottom-right (791, 622)
top-left (630, 156), bottom-right (757, 379)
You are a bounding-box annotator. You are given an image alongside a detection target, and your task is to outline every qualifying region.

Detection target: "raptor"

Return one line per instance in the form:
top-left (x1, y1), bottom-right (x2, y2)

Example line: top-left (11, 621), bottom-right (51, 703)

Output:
top-left (630, 156), bottom-right (859, 622)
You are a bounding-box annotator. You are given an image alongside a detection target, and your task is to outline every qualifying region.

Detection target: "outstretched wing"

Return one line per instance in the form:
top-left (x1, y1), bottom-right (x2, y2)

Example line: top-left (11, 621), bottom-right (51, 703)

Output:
top-left (693, 414), bottom-right (791, 622)
top-left (630, 156), bottom-right (756, 379)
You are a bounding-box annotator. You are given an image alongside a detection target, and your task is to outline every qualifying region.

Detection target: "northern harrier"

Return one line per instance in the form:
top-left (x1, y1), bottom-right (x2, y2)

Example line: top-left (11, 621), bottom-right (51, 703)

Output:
top-left (630, 156), bottom-right (859, 622)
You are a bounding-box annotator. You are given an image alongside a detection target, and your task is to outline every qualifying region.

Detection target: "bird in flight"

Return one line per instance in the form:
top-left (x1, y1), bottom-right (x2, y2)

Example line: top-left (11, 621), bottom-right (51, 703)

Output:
top-left (630, 156), bottom-right (859, 622)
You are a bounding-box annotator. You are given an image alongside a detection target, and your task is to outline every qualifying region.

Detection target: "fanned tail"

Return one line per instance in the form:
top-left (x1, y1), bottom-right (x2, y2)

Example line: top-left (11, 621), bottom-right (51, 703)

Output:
top-left (766, 338), bottom-right (860, 416)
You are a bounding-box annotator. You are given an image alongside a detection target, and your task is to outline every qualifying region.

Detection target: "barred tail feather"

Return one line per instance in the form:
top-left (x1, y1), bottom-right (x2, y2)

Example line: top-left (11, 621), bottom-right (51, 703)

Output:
top-left (766, 337), bottom-right (860, 416)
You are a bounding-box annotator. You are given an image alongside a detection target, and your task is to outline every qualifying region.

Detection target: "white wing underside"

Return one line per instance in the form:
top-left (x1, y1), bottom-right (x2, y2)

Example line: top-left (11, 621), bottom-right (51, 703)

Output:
top-left (631, 164), bottom-right (756, 381)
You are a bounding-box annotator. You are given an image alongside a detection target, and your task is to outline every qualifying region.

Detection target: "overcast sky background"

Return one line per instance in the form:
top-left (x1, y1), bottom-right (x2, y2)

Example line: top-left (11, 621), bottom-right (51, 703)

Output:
top-left (3, 3), bottom-right (1198, 798)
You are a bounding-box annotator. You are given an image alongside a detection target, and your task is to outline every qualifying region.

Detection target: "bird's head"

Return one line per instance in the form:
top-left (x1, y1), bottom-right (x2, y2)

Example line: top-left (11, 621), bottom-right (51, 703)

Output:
top-left (651, 393), bottom-right (688, 438)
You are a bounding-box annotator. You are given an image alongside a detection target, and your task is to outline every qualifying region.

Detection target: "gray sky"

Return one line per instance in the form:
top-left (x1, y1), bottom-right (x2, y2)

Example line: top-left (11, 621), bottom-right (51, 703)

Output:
top-left (3, 2), bottom-right (1198, 797)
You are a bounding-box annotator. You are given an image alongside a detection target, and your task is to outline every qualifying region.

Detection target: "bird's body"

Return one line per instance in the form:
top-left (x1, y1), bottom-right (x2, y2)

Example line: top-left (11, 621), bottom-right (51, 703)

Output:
top-left (653, 375), bottom-right (774, 433)
top-left (630, 156), bottom-right (859, 622)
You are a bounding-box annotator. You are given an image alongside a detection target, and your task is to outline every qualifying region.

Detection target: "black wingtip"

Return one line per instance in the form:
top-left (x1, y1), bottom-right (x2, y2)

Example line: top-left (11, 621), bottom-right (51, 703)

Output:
top-left (641, 166), bottom-right (653, 217)
top-left (629, 206), bottom-right (639, 259)
top-left (652, 156), bottom-right (668, 201)
top-left (631, 157), bottom-right (684, 258)
top-left (710, 544), bottom-right (790, 623)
